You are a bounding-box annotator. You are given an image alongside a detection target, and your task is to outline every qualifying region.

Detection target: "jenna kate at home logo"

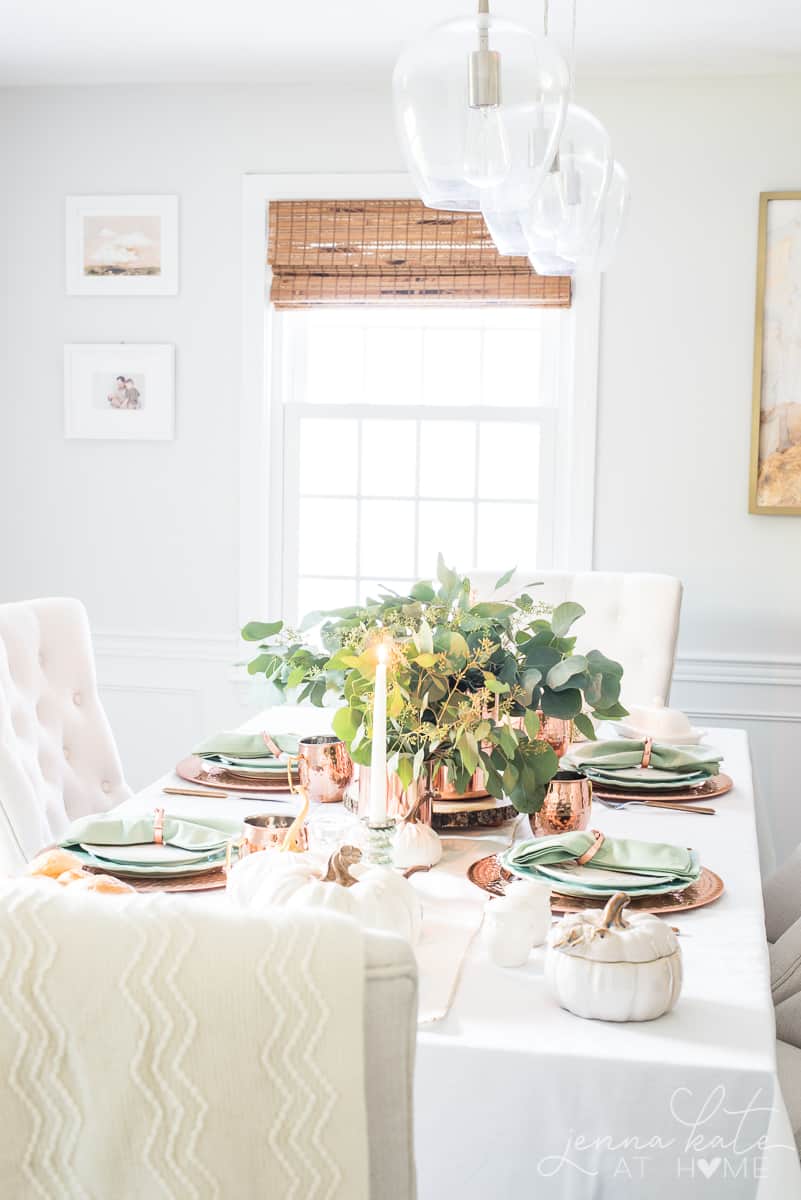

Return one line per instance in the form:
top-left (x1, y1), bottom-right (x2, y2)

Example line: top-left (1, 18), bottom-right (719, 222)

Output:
top-left (536, 1084), bottom-right (795, 1182)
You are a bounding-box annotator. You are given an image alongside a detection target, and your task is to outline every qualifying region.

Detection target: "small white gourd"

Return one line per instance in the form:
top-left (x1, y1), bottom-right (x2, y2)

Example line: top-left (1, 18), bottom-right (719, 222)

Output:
top-left (393, 820), bottom-right (442, 870)
top-left (545, 892), bottom-right (682, 1022)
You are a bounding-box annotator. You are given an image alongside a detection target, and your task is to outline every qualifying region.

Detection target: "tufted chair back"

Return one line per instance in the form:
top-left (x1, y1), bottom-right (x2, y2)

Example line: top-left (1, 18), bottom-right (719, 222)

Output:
top-left (470, 570), bottom-right (682, 707)
top-left (0, 598), bottom-right (130, 872)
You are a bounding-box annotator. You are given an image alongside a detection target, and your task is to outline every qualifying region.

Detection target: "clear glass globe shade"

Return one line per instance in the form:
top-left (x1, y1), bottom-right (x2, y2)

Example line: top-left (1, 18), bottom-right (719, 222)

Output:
top-left (481, 207), bottom-right (529, 256)
top-left (528, 249), bottom-right (577, 277)
top-left (573, 160), bottom-right (630, 272)
top-left (524, 104), bottom-right (613, 260)
top-left (393, 16), bottom-right (569, 212)
top-left (480, 84), bottom-right (568, 235)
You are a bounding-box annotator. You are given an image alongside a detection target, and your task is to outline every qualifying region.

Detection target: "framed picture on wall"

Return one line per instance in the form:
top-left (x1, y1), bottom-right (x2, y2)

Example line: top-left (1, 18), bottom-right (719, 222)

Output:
top-left (65, 195), bottom-right (178, 296)
top-left (750, 190), bottom-right (801, 514)
top-left (64, 344), bottom-right (175, 440)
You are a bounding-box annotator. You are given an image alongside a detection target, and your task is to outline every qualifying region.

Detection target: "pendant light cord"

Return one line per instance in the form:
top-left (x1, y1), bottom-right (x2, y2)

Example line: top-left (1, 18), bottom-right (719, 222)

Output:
top-left (543, 0), bottom-right (549, 37)
top-left (569, 0), bottom-right (577, 99)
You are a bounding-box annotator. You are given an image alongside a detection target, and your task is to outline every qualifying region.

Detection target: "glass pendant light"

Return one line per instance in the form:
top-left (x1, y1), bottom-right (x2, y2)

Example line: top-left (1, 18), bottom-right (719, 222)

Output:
top-left (480, 87), bottom-right (569, 252)
top-left (574, 160), bottom-right (630, 271)
top-left (393, 0), bottom-right (569, 212)
top-left (524, 103), bottom-right (613, 264)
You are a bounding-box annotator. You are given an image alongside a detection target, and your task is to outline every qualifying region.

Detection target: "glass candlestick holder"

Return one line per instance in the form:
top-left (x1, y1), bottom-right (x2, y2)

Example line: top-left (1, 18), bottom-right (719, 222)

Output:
top-left (363, 818), bottom-right (397, 866)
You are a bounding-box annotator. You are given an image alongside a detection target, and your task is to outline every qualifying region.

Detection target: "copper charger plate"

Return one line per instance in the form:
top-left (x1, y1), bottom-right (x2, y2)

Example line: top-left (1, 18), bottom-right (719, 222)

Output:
top-left (590, 772), bottom-right (733, 804)
top-left (176, 755), bottom-right (298, 794)
top-left (84, 863), bottom-right (227, 894)
top-left (467, 853), bottom-right (724, 915)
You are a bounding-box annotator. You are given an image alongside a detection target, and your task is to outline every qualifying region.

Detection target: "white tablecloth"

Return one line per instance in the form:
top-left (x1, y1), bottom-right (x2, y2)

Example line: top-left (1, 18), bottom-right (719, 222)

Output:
top-left (123, 725), bottom-right (800, 1199)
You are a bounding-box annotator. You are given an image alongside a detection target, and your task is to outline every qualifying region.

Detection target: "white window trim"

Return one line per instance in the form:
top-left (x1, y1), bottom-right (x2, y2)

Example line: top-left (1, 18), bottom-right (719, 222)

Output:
top-left (241, 171), bottom-right (600, 627)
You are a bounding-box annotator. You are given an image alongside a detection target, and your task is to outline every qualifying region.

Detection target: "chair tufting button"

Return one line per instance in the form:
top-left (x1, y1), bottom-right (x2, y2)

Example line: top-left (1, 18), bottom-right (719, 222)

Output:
top-left (38, 652), bottom-right (45, 668)
top-left (63, 746), bottom-right (71, 762)
top-left (73, 692), bottom-right (82, 706)
top-left (101, 781), bottom-right (111, 794)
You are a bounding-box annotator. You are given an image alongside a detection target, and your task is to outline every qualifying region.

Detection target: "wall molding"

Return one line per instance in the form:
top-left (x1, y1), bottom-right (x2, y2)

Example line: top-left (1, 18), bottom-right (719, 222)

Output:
top-left (95, 630), bottom-right (240, 665)
top-left (93, 633), bottom-right (801, 689)
top-left (684, 707), bottom-right (801, 725)
top-left (674, 653), bottom-right (801, 689)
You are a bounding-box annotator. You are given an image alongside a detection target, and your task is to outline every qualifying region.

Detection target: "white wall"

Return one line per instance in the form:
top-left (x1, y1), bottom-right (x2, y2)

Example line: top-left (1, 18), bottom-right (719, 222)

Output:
top-left (1, 78), bottom-right (800, 861)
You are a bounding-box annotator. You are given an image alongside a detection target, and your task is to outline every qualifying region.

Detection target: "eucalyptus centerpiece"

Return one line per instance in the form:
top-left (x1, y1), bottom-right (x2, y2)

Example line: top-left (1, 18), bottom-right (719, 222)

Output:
top-left (242, 559), bottom-right (626, 816)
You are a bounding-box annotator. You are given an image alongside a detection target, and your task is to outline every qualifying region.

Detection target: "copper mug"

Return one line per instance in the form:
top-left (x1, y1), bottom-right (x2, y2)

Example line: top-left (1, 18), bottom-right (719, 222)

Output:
top-left (532, 769), bottom-right (592, 836)
top-left (296, 735), bottom-right (353, 804)
top-left (226, 812), bottom-right (309, 869)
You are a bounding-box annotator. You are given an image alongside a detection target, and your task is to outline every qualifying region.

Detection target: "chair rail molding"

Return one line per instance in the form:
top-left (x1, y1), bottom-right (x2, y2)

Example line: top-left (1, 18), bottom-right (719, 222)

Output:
top-left (674, 653), bottom-right (801, 690)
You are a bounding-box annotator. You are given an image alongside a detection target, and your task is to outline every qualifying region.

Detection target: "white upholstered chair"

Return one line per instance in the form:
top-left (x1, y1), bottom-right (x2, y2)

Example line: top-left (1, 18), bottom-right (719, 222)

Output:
top-left (764, 845), bottom-right (801, 945)
top-left (470, 569), bottom-right (683, 706)
top-left (0, 597), bottom-right (129, 871)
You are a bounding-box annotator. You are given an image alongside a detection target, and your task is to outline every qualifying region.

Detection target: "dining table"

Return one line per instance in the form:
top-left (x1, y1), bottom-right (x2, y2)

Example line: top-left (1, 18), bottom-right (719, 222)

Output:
top-left (118, 718), bottom-right (800, 1200)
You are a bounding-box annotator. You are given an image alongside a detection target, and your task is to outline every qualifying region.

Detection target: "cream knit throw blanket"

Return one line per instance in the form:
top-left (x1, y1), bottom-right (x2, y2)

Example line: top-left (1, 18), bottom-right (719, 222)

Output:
top-left (0, 881), bottom-right (369, 1200)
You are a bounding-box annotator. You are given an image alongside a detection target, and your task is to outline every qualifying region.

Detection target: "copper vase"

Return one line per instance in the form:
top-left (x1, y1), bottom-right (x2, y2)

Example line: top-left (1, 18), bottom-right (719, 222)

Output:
top-left (431, 764), bottom-right (488, 800)
top-left (347, 766), bottom-right (433, 825)
top-left (536, 712), bottom-right (574, 758)
top-left (532, 769), bottom-right (592, 835)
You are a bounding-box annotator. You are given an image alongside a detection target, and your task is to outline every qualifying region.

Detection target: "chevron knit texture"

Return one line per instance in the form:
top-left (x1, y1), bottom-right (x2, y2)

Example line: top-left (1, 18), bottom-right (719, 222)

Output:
top-left (0, 880), bottom-right (368, 1200)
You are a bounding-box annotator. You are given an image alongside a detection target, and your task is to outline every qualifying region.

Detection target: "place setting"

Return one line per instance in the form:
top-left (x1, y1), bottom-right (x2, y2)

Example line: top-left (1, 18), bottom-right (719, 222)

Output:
top-left (175, 729), bottom-right (302, 792)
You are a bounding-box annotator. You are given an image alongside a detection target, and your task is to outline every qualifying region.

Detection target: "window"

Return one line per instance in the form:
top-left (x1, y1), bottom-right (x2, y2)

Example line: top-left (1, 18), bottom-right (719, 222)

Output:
top-left (270, 304), bottom-right (572, 621)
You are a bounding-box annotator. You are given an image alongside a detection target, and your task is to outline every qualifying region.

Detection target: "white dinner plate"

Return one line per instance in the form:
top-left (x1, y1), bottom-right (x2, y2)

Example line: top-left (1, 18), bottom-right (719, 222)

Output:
top-left (608, 721), bottom-right (706, 746)
top-left (80, 842), bottom-right (220, 866)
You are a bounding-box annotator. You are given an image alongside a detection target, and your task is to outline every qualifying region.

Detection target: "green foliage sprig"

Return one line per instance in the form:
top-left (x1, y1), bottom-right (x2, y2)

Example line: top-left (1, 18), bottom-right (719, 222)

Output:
top-left (242, 557), bottom-right (626, 814)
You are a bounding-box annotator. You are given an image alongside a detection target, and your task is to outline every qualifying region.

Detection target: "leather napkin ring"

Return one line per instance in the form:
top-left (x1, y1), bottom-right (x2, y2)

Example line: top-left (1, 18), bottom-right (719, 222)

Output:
top-left (641, 737), bottom-right (654, 769)
top-left (576, 830), bottom-right (605, 865)
top-left (262, 731), bottom-right (283, 759)
top-left (153, 807), bottom-right (165, 846)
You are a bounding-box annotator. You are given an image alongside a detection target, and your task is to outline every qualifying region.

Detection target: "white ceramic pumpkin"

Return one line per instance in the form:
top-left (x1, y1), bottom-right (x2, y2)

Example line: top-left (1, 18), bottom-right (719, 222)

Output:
top-left (226, 847), bottom-right (322, 909)
top-left (545, 892), bottom-right (682, 1022)
top-left (392, 820), bottom-right (442, 870)
top-left (230, 845), bottom-right (422, 945)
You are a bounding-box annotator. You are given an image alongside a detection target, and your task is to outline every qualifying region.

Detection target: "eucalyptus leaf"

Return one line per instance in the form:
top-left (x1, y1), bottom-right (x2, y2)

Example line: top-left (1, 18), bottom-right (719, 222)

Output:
top-left (545, 654), bottom-right (588, 690)
top-left (246, 653), bottom-right (273, 676)
top-left (573, 712), bottom-right (597, 741)
top-left (332, 706), bottom-right (361, 743)
top-left (540, 688), bottom-right (583, 719)
top-left (550, 602), bottom-right (586, 638)
top-left (494, 566), bottom-right (516, 590)
top-left (523, 709), bottom-right (541, 740)
top-left (241, 620), bottom-right (283, 642)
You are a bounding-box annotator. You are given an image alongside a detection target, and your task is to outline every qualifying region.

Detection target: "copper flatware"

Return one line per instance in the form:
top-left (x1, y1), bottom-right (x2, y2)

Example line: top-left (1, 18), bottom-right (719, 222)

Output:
top-left (163, 787), bottom-right (229, 799)
top-left (598, 797), bottom-right (716, 815)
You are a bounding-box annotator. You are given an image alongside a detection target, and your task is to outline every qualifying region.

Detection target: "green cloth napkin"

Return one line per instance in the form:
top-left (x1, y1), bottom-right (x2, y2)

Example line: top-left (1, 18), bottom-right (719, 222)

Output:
top-left (59, 812), bottom-right (243, 854)
top-left (564, 739), bottom-right (721, 778)
top-left (503, 830), bottom-right (699, 882)
top-left (192, 731), bottom-right (300, 760)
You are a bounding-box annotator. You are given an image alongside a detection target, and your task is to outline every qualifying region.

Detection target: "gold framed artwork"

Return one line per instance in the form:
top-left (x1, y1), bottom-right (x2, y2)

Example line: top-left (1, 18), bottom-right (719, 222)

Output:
top-left (750, 191), bottom-right (801, 514)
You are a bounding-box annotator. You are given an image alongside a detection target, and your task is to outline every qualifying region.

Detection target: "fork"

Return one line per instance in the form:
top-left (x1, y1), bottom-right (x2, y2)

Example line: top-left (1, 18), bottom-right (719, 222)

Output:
top-left (596, 797), bottom-right (716, 816)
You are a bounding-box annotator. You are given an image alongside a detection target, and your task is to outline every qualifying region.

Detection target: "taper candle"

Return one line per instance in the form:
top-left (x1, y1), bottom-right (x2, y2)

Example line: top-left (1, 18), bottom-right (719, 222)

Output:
top-left (368, 643), bottom-right (388, 825)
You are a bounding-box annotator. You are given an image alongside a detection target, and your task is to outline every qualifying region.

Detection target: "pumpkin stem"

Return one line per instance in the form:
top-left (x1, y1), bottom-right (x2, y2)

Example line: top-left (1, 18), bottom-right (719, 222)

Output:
top-left (599, 891), bottom-right (631, 932)
top-left (322, 845), bottom-right (362, 887)
top-left (280, 784), bottom-right (310, 853)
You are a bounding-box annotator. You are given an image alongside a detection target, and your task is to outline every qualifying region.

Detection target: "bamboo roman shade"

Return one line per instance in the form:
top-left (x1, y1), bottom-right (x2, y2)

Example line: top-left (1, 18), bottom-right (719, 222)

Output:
top-left (267, 199), bottom-right (571, 309)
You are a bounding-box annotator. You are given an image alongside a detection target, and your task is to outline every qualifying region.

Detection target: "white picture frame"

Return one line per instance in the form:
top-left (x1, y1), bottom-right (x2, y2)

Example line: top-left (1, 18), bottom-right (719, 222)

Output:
top-left (65, 195), bottom-right (179, 296)
top-left (64, 344), bottom-right (175, 440)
